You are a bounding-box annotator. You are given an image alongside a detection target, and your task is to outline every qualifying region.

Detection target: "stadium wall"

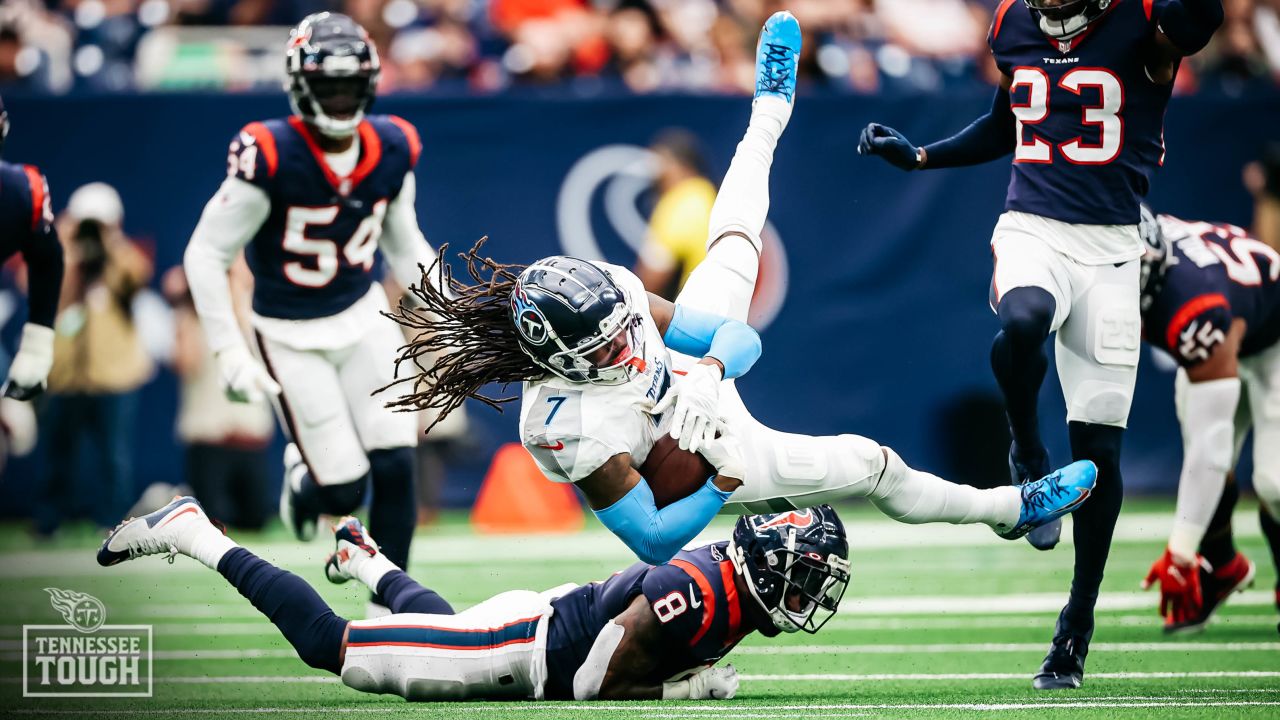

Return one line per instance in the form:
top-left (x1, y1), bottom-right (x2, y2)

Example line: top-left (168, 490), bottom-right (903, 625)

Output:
top-left (2, 92), bottom-right (1278, 514)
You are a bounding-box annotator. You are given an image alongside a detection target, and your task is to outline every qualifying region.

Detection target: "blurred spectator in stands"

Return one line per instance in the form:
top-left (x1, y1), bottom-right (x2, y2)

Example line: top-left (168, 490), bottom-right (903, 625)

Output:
top-left (635, 129), bottom-right (715, 299)
top-left (0, 1), bottom-right (75, 93)
top-left (163, 264), bottom-right (273, 530)
top-left (1199, 0), bottom-right (1275, 93)
top-left (1246, 141), bottom-right (1280, 250)
top-left (34, 182), bottom-right (152, 537)
top-left (1257, 0), bottom-right (1280, 77)
top-left (603, 2), bottom-right (662, 92)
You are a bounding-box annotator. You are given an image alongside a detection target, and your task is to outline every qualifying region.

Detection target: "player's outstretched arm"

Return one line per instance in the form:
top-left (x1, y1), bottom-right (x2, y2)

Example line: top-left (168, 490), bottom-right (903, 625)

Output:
top-left (581, 595), bottom-right (737, 700)
top-left (184, 177), bottom-right (279, 403)
top-left (648, 292), bottom-right (762, 452)
top-left (379, 171), bottom-right (449, 300)
top-left (1142, 318), bottom-right (1244, 622)
top-left (1155, 0), bottom-right (1224, 56)
top-left (857, 79), bottom-right (1015, 171)
top-left (579, 451), bottom-right (742, 566)
top-left (3, 171), bottom-right (63, 400)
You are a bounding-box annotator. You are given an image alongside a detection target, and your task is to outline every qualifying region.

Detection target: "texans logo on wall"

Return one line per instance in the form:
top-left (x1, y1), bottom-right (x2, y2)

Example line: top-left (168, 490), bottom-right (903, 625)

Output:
top-left (556, 144), bottom-right (789, 330)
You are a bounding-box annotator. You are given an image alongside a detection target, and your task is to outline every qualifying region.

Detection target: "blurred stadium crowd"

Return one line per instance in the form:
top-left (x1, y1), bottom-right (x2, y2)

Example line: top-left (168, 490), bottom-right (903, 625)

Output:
top-left (2, 0), bottom-right (1278, 95)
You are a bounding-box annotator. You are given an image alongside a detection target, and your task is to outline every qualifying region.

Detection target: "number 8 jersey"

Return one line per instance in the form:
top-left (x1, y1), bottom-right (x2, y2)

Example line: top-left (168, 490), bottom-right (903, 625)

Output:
top-left (229, 114), bottom-right (420, 320)
top-left (990, 0), bottom-right (1175, 226)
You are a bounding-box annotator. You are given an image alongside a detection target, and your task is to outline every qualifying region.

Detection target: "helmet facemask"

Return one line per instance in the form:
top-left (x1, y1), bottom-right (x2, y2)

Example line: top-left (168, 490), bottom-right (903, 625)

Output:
top-left (730, 525), bottom-right (852, 634)
top-left (1024, 0), bottom-right (1111, 40)
top-left (1138, 205), bottom-right (1172, 313)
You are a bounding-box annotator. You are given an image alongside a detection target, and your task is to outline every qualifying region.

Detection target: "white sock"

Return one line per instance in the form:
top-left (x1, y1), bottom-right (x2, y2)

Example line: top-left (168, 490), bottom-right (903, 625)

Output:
top-left (352, 550), bottom-right (399, 591)
top-left (674, 239), bottom-right (759, 322)
top-left (870, 448), bottom-right (1022, 532)
top-left (750, 94), bottom-right (792, 137)
top-left (188, 528), bottom-right (238, 570)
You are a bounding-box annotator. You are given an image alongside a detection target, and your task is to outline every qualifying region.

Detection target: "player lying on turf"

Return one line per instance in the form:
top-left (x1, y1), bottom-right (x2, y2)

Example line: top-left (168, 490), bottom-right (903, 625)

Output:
top-left (99, 497), bottom-right (853, 701)
top-left (382, 11), bottom-right (1096, 568)
top-left (1135, 207), bottom-right (1280, 634)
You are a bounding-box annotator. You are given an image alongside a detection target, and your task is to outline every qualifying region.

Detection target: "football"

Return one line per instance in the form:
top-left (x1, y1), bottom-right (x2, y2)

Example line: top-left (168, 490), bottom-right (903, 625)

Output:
top-left (637, 433), bottom-right (717, 509)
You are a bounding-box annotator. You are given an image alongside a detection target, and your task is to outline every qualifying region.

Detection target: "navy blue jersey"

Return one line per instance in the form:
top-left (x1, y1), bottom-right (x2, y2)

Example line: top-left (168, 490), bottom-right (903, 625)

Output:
top-left (0, 161), bottom-right (52, 262)
top-left (543, 542), bottom-right (761, 700)
top-left (0, 161), bottom-right (60, 328)
top-left (1142, 215), bottom-right (1280, 365)
top-left (989, 0), bottom-right (1174, 225)
top-left (228, 115), bottom-right (421, 320)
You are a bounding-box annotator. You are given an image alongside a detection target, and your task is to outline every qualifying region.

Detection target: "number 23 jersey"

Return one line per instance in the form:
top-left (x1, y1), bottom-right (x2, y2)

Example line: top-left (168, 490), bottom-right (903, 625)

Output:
top-left (989, 0), bottom-right (1174, 226)
top-left (227, 115), bottom-right (421, 320)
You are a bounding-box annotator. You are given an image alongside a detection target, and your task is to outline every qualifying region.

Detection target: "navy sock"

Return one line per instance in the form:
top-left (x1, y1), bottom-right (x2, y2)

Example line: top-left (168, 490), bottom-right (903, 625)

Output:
top-left (1065, 422), bottom-right (1125, 626)
top-left (990, 287), bottom-right (1055, 459)
top-left (1260, 505), bottom-right (1280, 590)
top-left (1199, 474), bottom-right (1240, 570)
top-left (375, 569), bottom-right (455, 615)
top-left (217, 547), bottom-right (348, 674)
top-left (368, 447), bottom-right (417, 603)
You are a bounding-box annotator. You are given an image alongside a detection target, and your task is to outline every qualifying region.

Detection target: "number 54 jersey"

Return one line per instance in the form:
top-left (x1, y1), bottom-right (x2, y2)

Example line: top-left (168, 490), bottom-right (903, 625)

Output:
top-left (228, 115), bottom-right (421, 320)
top-left (1142, 215), bottom-right (1280, 367)
top-left (990, 0), bottom-right (1174, 226)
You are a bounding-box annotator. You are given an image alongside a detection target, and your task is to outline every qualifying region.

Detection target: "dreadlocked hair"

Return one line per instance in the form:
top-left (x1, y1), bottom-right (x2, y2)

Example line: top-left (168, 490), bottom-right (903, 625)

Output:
top-left (379, 237), bottom-right (544, 432)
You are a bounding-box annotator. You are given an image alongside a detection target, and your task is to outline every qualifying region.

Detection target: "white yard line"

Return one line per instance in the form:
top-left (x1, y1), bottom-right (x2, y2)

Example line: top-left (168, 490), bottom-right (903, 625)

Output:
top-left (8, 671), bottom-right (1280, 686)
top-left (2, 511), bottom-right (1262, 579)
top-left (11, 699), bottom-right (1280, 715)
top-left (733, 641), bottom-right (1280, 655)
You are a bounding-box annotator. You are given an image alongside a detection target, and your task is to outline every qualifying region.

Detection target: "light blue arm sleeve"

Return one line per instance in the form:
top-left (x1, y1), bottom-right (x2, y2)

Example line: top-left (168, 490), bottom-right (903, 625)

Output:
top-left (593, 477), bottom-right (733, 565)
top-left (662, 304), bottom-right (762, 379)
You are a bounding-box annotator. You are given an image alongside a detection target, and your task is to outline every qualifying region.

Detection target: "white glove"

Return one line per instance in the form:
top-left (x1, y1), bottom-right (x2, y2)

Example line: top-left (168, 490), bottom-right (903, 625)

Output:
top-left (3, 324), bottom-right (55, 401)
top-left (698, 424), bottom-right (746, 482)
top-left (215, 344), bottom-right (281, 404)
top-left (651, 361), bottom-right (723, 453)
top-left (684, 664), bottom-right (739, 700)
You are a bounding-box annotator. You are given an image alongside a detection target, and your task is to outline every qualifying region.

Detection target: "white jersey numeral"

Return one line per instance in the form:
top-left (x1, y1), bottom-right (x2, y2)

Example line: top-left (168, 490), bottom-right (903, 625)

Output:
top-left (282, 203), bottom-right (388, 287)
top-left (1208, 237), bottom-right (1280, 287)
top-left (1011, 67), bottom-right (1052, 163)
top-left (1011, 66), bottom-right (1125, 165)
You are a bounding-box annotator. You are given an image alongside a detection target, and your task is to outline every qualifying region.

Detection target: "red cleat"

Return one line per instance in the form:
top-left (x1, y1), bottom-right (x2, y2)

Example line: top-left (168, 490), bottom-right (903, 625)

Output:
top-left (1166, 552), bottom-right (1256, 634)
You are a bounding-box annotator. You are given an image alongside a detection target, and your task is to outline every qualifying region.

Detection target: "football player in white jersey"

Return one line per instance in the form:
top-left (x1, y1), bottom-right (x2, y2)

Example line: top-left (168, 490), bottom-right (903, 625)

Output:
top-left (385, 12), bottom-right (1097, 566)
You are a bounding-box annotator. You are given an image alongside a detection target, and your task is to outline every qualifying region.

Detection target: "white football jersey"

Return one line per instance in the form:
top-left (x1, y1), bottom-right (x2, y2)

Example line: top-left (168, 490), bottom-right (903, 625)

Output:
top-left (519, 263), bottom-right (693, 484)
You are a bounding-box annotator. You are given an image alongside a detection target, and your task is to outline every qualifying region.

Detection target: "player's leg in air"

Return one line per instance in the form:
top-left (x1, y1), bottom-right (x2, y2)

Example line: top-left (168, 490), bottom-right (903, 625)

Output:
top-left (666, 13), bottom-right (1096, 543)
top-left (97, 499), bottom-right (554, 700)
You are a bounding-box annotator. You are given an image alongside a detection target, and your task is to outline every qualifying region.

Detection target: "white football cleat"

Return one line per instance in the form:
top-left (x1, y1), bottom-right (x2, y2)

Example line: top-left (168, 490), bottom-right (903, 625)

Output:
top-left (280, 443), bottom-right (318, 542)
top-left (324, 515), bottom-right (381, 585)
top-left (97, 496), bottom-right (217, 567)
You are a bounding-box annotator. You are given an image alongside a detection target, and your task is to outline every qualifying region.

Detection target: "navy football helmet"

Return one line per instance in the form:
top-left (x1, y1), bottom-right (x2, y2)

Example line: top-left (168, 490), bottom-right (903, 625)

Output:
top-left (1138, 204), bottom-right (1172, 313)
top-left (285, 13), bottom-right (380, 139)
top-left (1024, 0), bottom-right (1112, 40)
top-left (509, 257), bottom-right (646, 386)
top-left (729, 504), bottom-right (851, 634)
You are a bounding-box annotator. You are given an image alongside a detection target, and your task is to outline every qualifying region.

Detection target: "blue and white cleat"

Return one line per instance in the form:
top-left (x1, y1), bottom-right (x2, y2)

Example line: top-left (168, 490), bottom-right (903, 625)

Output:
top-left (97, 496), bottom-right (216, 567)
top-left (755, 11), bottom-right (801, 103)
top-left (1009, 447), bottom-right (1062, 551)
top-left (999, 461), bottom-right (1097, 541)
top-left (324, 516), bottom-right (380, 585)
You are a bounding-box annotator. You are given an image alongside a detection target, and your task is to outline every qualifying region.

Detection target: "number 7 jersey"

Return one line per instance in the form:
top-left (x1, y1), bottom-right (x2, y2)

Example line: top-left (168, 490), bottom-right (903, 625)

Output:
top-left (228, 115), bottom-right (421, 320)
top-left (990, 0), bottom-right (1174, 226)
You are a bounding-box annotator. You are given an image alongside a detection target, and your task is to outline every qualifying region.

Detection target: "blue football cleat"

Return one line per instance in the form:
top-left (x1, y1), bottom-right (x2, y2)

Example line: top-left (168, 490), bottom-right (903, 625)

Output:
top-left (1009, 446), bottom-right (1061, 550)
top-left (999, 460), bottom-right (1096, 540)
top-left (755, 11), bottom-right (801, 103)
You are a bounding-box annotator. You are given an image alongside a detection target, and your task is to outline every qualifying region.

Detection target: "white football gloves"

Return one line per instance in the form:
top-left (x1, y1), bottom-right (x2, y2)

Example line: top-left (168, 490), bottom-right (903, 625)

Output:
top-left (698, 423), bottom-right (746, 482)
top-left (215, 344), bottom-right (281, 404)
top-left (685, 664), bottom-right (739, 700)
top-left (652, 361), bottom-right (723, 453)
top-left (3, 324), bottom-right (55, 401)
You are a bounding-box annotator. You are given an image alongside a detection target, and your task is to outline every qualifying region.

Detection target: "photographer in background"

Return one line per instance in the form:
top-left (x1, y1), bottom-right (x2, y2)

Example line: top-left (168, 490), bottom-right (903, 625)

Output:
top-left (1244, 142), bottom-right (1280, 250)
top-left (34, 183), bottom-right (152, 537)
top-left (163, 264), bottom-right (273, 531)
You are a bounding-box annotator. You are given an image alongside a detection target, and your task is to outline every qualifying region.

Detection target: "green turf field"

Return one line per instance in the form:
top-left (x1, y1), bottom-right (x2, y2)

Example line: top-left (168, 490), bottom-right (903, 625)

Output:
top-left (1, 500), bottom-right (1277, 719)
